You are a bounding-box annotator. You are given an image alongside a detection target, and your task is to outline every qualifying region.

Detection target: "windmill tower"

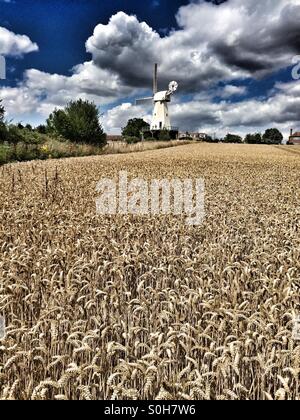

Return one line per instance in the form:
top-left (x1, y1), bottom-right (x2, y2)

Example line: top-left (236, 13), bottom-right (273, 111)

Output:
top-left (136, 64), bottom-right (178, 133)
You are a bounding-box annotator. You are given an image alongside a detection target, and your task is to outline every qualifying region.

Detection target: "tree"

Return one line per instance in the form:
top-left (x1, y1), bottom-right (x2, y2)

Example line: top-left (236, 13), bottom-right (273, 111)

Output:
top-left (0, 100), bottom-right (7, 143)
top-left (245, 133), bottom-right (262, 144)
top-left (223, 133), bottom-right (243, 144)
top-left (47, 99), bottom-right (106, 145)
top-left (0, 100), bottom-right (4, 123)
top-left (36, 124), bottom-right (47, 134)
top-left (205, 135), bottom-right (219, 143)
top-left (262, 128), bottom-right (283, 145)
top-left (0, 123), bottom-right (8, 143)
top-left (122, 118), bottom-right (150, 139)
top-left (6, 125), bottom-right (25, 148)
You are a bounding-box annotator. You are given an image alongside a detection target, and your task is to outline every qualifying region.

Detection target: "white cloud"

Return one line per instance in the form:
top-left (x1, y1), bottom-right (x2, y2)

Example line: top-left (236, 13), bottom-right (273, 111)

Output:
top-left (0, 26), bottom-right (38, 56)
top-left (1, 0), bottom-right (300, 134)
top-left (220, 85), bottom-right (247, 98)
top-left (103, 103), bottom-right (151, 134)
top-left (0, 61), bottom-right (136, 119)
top-left (86, 1), bottom-right (300, 91)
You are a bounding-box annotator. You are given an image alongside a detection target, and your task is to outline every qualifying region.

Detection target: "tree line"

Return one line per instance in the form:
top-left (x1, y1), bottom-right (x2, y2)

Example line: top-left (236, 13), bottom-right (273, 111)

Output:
top-left (122, 118), bottom-right (285, 145)
top-left (0, 98), bottom-right (106, 146)
top-left (206, 129), bottom-right (283, 145)
top-left (0, 99), bottom-right (107, 165)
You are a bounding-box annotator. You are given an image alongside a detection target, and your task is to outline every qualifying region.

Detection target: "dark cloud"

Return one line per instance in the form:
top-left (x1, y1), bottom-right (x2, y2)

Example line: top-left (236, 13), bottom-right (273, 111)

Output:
top-left (210, 2), bottom-right (300, 77)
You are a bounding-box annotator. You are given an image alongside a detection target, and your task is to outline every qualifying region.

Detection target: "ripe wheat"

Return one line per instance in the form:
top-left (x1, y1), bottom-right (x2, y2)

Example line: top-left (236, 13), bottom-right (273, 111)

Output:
top-left (0, 143), bottom-right (299, 400)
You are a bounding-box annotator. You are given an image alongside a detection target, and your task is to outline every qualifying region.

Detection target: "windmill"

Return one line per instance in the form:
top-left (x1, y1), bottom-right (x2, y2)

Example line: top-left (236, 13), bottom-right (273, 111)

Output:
top-left (136, 63), bottom-right (178, 132)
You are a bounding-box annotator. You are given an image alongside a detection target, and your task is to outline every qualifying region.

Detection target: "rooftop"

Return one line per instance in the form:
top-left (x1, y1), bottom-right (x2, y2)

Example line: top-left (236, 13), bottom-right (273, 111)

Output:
top-left (290, 131), bottom-right (300, 137)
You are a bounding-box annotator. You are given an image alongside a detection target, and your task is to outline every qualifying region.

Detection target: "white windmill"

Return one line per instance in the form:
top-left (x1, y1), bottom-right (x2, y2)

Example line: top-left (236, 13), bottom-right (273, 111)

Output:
top-left (136, 63), bottom-right (178, 132)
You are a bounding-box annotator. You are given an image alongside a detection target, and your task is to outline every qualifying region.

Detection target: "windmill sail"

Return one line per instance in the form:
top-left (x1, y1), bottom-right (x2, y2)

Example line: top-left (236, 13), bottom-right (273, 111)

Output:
top-left (135, 63), bottom-right (159, 105)
top-left (153, 63), bottom-right (158, 95)
top-left (135, 97), bottom-right (153, 105)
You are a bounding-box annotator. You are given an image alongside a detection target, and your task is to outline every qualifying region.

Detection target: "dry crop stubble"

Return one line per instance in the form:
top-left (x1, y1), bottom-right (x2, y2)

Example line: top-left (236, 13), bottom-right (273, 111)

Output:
top-left (0, 143), bottom-right (300, 400)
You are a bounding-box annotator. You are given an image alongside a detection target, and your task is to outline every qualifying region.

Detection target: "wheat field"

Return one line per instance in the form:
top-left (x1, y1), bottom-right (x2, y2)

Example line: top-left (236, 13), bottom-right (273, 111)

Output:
top-left (0, 143), bottom-right (299, 400)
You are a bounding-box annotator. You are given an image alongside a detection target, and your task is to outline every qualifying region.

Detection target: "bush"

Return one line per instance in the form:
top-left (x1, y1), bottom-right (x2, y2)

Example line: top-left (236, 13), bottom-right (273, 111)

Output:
top-left (179, 136), bottom-right (193, 141)
top-left (36, 125), bottom-right (47, 134)
top-left (6, 125), bottom-right (25, 146)
top-left (125, 136), bottom-right (140, 145)
top-left (3, 125), bottom-right (46, 147)
top-left (158, 130), bottom-right (171, 141)
top-left (0, 144), bottom-right (12, 165)
top-left (223, 133), bottom-right (243, 144)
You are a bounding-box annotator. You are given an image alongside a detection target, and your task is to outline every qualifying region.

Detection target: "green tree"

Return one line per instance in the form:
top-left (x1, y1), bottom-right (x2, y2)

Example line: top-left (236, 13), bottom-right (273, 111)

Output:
top-left (205, 135), bottom-right (219, 143)
top-left (36, 124), bottom-right (47, 134)
top-left (0, 123), bottom-right (8, 143)
top-left (262, 128), bottom-right (283, 145)
top-left (245, 133), bottom-right (262, 144)
top-left (223, 133), bottom-right (243, 144)
top-left (0, 100), bottom-right (7, 143)
top-left (122, 118), bottom-right (150, 139)
top-left (6, 125), bottom-right (25, 149)
top-left (47, 99), bottom-right (106, 145)
top-left (0, 100), bottom-right (4, 123)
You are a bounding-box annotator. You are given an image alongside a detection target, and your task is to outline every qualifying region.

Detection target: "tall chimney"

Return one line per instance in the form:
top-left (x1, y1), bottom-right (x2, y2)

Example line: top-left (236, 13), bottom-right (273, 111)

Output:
top-left (153, 63), bottom-right (158, 95)
top-left (290, 128), bottom-right (293, 137)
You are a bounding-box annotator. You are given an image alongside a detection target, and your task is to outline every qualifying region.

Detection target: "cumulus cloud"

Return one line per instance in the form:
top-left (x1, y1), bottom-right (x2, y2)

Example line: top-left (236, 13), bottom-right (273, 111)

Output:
top-left (0, 26), bottom-right (38, 56)
top-left (86, 1), bottom-right (300, 92)
top-left (86, 13), bottom-right (160, 88)
top-left (1, 0), bottom-right (300, 134)
top-left (103, 103), bottom-right (151, 134)
top-left (86, 11), bottom-right (238, 92)
top-left (180, 80), bottom-right (300, 138)
top-left (0, 62), bottom-right (136, 118)
top-left (220, 85), bottom-right (247, 98)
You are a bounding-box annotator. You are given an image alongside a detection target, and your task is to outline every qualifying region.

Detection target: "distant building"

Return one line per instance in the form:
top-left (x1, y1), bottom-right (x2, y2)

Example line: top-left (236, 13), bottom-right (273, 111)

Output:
top-left (289, 129), bottom-right (300, 145)
top-left (179, 131), bottom-right (207, 141)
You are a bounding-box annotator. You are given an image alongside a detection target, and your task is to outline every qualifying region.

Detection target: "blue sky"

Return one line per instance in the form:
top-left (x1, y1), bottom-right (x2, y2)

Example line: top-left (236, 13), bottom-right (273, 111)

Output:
top-left (0, 0), bottom-right (191, 81)
top-left (0, 0), bottom-right (300, 137)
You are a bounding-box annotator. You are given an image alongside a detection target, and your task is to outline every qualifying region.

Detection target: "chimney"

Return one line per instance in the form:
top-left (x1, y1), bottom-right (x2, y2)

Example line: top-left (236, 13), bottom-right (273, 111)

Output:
top-left (290, 128), bottom-right (293, 137)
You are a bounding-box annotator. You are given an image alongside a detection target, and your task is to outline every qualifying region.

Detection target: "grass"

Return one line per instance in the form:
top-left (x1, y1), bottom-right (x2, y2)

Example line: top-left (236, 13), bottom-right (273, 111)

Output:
top-left (104, 140), bottom-right (194, 155)
top-left (0, 139), bottom-right (194, 166)
top-left (0, 143), bottom-right (300, 400)
top-left (0, 138), bottom-right (105, 165)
